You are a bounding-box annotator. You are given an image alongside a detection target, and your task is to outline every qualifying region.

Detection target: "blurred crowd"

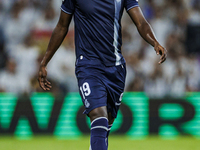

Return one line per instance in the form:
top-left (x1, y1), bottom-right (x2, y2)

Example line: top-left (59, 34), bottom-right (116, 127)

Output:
top-left (0, 0), bottom-right (200, 98)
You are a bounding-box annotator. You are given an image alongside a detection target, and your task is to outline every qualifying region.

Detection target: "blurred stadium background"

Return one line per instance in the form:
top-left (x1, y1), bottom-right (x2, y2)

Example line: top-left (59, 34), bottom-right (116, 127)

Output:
top-left (0, 0), bottom-right (200, 150)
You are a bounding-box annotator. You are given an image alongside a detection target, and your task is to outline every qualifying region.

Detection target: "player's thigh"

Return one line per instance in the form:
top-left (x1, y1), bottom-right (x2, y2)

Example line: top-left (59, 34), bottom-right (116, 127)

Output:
top-left (77, 75), bottom-right (108, 116)
top-left (106, 64), bottom-right (126, 119)
top-left (88, 106), bottom-right (108, 122)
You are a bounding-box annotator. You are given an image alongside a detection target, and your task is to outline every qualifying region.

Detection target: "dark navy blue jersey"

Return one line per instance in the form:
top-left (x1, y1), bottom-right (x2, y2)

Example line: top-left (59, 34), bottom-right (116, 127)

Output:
top-left (61, 0), bottom-right (139, 66)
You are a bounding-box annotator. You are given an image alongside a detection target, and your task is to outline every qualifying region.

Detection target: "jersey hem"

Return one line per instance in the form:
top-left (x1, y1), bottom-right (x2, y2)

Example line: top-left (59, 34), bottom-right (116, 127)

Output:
top-left (76, 58), bottom-right (126, 67)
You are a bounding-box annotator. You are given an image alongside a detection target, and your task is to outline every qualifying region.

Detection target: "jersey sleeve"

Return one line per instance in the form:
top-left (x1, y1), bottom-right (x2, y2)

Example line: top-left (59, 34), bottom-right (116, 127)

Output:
top-left (124, 0), bottom-right (139, 12)
top-left (61, 0), bottom-right (75, 14)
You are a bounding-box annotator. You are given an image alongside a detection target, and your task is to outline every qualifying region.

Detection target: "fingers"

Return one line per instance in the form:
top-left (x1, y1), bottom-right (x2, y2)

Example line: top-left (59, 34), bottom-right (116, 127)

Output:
top-left (46, 80), bottom-right (51, 85)
top-left (155, 46), bottom-right (167, 64)
top-left (159, 51), bottom-right (167, 64)
top-left (38, 76), bottom-right (52, 91)
top-left (39, 78), bottom-right (52, 91)
top-left (44, 79), bottom-right (52, 91)
top-left (45, 82), bottom-right (52, 91)
top-left (37, 66), bottom-right (52, 91)
top-left (159, 57), bottom-right (166, 64)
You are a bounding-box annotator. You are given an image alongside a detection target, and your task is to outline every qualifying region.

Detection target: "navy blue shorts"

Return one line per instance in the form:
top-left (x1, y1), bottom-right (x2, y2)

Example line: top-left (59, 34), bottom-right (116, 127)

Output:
top-left (75, 56), bottom-right (126, 118)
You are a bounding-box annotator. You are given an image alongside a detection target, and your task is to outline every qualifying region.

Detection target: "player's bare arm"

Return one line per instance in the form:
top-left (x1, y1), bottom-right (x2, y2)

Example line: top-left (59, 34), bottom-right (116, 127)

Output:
top-left (128, 7), bottom-right (167, 64)
top-left (38, 11), bottom-right (73, 91)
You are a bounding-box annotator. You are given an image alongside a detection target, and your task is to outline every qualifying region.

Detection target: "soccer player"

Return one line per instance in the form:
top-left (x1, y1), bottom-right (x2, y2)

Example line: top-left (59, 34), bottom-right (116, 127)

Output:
top-left (38, 0), bottom-right (167, 150)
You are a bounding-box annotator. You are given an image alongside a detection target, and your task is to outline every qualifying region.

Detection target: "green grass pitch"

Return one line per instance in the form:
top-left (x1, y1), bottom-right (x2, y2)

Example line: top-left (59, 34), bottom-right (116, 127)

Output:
top-left (0, 136), bottom-right (199, 150)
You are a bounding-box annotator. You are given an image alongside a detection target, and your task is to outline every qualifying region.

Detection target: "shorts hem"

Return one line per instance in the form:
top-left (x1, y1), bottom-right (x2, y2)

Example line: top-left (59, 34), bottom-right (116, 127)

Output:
top-left (83, 104), bottom-right (107, 116)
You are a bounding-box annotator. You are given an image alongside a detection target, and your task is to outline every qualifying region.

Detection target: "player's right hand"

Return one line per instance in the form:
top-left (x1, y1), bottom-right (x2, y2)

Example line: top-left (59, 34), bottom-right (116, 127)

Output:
top-left (38, 66), bottom-right (52, 91)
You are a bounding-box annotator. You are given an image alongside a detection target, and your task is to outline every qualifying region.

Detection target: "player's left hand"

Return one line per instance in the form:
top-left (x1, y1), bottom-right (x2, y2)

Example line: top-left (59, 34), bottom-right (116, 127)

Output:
top-left (154, 43), bottom-right (167, 64)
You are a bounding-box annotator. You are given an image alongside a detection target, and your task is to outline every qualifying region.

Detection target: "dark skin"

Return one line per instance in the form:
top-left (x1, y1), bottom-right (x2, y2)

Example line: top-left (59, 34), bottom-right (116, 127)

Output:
top-left (38, 7), bottom-right (167, 125)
